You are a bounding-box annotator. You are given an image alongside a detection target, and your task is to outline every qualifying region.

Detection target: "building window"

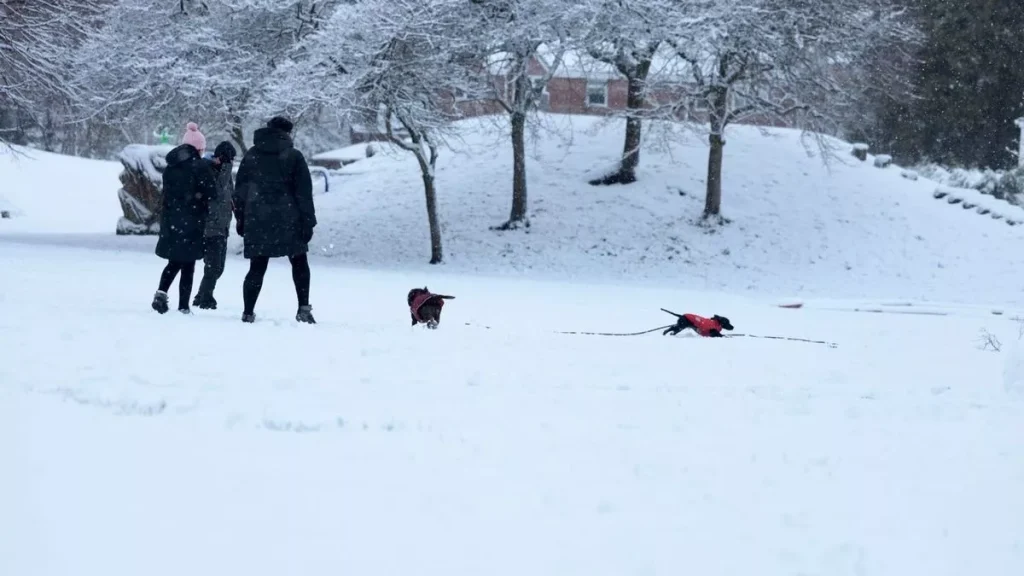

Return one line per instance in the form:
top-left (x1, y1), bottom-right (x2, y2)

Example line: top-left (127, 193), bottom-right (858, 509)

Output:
top-left (586, 82), bottom-right (608, 107)
top-left (529, 76), bottom-right (548, 94)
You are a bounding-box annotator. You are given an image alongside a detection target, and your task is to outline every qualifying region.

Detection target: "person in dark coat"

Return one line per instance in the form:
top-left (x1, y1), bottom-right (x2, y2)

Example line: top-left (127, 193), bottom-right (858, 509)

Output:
top-left (232, 116), bottom-right (317, 324)
top-left (152, 127), bottom-right (217, 314)
top-left (192, 141), bottom-right (237, 310)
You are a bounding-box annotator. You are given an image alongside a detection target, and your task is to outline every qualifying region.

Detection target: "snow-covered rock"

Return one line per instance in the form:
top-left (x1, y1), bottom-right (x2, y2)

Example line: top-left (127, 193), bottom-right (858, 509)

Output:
top-left (851, 142), bottom-right (869, 161)
top-left (873, 154), bottom-right (892, 168)
top-left (115, 144), bottom-right (173, 235)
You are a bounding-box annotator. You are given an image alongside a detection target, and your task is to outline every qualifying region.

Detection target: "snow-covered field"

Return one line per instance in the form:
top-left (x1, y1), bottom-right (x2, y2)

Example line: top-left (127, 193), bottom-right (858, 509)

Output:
top-left (3, 117), bottom-right (1024, 575)
top-left (1, 242), bottom-right (1023, 576)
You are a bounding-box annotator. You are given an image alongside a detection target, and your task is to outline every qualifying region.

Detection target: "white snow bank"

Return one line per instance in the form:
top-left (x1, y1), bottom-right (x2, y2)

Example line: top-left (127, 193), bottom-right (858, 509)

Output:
top-left (0, 145), bottom-right (123, 234)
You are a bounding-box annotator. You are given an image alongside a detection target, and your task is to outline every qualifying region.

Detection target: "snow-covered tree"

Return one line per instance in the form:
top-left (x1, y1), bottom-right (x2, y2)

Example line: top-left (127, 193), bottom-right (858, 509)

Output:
top-left (279, 0), bottom-right (473, 264)
top-left (583, 0), bottom-right (680, 185)
top-left (464, 0), bottom-right (592, 230)
top-left (663, 0), bottom-right (917, 218)
top-left (0, 0), bottom-right (103, 147)
top-left (73, 0), bottom-right (338, 152)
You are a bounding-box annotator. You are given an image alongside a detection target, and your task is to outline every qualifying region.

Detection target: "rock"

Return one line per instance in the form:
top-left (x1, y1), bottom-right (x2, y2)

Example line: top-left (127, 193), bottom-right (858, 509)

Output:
top-left (0, 210), bottom-right (9, 219)
top-left (901, 169), bottom-right (919, 181)
top-left (873, 154), bottom-right (892, 168)
top-left (852, 143), bottom-right (869, 161)
top-left (115, 144), bottom-right (173, 235)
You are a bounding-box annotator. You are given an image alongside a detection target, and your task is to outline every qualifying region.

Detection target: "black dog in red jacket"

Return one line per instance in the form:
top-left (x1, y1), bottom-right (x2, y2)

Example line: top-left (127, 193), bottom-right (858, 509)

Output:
top-left (408, 287), bottom-right (455, 329)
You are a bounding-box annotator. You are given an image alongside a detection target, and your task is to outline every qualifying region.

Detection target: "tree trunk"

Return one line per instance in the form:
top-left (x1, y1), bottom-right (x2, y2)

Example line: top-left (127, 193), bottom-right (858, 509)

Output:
top-left (422, 171), bottom-right (443, 264)
top-left (590, 69), bottom-right (648, 186)
top-left (704, 132), bottom-right (724, 216)
top-left (618, 75), bottom-right (645, 182)
top-left (415, 154), bottom-right (443, 264)
top-left (497, 110), bottom-right (528, 229)
top-left (230, 124), bottom-right (246, 152)
top-left (704, 89), bottom-right (729, 218)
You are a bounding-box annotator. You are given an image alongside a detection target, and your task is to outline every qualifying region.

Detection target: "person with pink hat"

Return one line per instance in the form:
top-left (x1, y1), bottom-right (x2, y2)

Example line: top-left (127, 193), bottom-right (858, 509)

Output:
top-left (180, 121), bottom-right (206, 156)
top-left (150, 121), bottom-right (216, 315)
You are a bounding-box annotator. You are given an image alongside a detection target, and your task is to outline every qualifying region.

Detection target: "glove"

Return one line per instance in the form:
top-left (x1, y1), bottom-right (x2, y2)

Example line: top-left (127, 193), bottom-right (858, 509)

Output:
top-left (301, 227), bottom-right (313, 243)
top-left (235, 220), bottom-right (244, 237)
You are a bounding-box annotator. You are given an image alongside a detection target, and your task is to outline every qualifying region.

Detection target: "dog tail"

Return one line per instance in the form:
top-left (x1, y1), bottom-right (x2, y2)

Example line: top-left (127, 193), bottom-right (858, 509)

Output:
top-left (660, 308), bottom-right (683, 318)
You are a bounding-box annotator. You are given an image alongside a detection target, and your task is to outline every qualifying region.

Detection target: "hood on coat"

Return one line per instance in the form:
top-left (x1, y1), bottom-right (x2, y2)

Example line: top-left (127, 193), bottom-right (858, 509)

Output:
top-left (166, 143), bottom-right (201, 167)
top-left (252, 127), bottom-right (293, 154)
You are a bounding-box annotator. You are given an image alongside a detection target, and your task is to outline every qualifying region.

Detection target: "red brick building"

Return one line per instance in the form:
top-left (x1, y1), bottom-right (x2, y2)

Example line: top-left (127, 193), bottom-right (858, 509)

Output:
top-left (350, 44), bottom-right (791, 143)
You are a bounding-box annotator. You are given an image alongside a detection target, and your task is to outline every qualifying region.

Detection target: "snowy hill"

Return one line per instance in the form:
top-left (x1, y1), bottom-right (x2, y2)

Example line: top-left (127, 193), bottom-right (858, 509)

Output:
top-left (0, 145), bottom-right (122, 234)
top-left (317, 114), bottom-right (1024, 304)
top-left (3, 115), bottom-right (1023, 304)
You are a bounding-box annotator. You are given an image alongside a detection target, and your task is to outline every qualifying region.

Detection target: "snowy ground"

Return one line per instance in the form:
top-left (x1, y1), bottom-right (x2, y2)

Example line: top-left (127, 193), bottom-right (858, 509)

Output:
top-left (2, 242), bottom-right (1023, 576)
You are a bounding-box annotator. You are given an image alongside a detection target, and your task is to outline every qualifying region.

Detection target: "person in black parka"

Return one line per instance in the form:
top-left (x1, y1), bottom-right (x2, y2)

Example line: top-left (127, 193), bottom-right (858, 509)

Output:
top-left (152, 135), bottom-right (217, 314)
top-left (232, 116), bottom-right (317, 324)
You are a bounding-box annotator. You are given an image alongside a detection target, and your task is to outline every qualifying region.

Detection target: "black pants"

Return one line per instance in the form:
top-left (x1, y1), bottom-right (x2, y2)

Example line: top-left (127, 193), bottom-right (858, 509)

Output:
top-left (242, 254), bottom-right (310, 315)
top-left (195, 236), bottom-right (227, 302)
top-left (158, 260), bottom-right (196, 310)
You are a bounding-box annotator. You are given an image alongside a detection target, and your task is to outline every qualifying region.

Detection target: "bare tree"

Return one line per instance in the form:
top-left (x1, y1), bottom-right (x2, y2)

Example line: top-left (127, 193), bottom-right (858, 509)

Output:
top-left (465, 0), bottom-right (590, 230)
top-left (72, 0), bottom-right (339, 152)
top-left (281, 0), bottom-right (471, 264)
top-left (0, 0), bottom-right (104, 147)
top-left (583, 0), bottom-right (673, 185)
top-left (664, 0), bottom-right (917, 219)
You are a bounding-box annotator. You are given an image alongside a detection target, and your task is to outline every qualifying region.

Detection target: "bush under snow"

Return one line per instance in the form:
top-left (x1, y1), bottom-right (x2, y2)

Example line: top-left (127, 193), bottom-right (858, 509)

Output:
top-left (917, 163), bottom-right (1024, 205)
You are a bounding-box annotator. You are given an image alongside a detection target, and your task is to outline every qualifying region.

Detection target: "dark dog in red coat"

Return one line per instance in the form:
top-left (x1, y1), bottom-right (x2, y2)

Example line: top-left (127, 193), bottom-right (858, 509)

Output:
top-left (408, 287), bottom-right (455, 329)
top-left (661, 309), bottom-right (734, 337)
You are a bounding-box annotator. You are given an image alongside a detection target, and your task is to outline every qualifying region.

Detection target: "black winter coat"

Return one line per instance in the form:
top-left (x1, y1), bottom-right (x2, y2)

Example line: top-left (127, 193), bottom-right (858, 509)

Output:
top-left (204, 161), bottom-right (234, 238)
top-left (155, 145), bottom-right (217, 262)
top-left (232, 127), bottom-right (316, 258)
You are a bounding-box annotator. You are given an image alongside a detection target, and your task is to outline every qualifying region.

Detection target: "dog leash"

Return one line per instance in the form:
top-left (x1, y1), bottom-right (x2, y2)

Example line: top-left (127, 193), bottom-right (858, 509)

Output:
top-left (463, 322), bottom-right (673, 336)
top-left (555, 324), bottom-right (675, 337)
top-left (462, 323), bottom-right (837, 347)
top-left (727, 333), bottom-right (838, 348)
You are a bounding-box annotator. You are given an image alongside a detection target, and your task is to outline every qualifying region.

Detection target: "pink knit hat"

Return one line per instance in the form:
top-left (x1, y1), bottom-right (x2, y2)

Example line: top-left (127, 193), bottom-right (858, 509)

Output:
top-left (181, 122), bottom-right (206, 153)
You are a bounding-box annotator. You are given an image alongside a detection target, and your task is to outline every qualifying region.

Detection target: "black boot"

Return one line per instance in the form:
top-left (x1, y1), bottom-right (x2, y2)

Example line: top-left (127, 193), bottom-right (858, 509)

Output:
top-left (241, 313), bottom-right (255, 323)
top-left (193, 292), bottom-right (217, 310)
top-left (296, 305), bottom-right (316, 324)
top-left (151, 291), bottom-right (169, 314)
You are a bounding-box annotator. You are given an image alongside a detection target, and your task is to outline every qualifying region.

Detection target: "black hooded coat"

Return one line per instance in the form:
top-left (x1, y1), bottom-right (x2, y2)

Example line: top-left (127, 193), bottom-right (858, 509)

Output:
top-left (232, 127), bottom-right (316, 258)
top-left (155, 144), bottom-right (217, 262)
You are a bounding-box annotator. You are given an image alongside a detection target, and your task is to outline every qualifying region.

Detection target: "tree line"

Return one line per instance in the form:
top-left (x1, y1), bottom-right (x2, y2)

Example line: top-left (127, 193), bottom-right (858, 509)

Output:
top-left (3, 0), bottom-right (917, 263)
